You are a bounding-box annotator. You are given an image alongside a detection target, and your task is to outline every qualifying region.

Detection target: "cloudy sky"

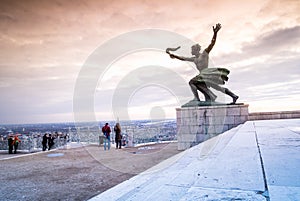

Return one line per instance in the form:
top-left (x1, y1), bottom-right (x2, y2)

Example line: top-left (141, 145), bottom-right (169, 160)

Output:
top-left (0, 0), bottom-right (300, 124)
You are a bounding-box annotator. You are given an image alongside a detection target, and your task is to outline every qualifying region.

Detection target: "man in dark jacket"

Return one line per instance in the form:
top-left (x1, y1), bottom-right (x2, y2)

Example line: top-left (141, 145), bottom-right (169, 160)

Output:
top-left (8, 136), bottom-right (13, 154)
top-left (48, 134), bottom-right (55, 150)
top-left (42, 133), bottom-right (48, 151)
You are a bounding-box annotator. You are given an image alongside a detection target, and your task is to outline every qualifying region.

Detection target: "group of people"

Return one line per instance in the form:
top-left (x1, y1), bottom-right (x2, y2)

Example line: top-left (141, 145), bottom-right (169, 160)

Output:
top-left (101, 122), bottom-right (122, 151)
top-left (42, 133), bottom-right (55, 151)
top-left (8, 135), bottom-right (21, 154)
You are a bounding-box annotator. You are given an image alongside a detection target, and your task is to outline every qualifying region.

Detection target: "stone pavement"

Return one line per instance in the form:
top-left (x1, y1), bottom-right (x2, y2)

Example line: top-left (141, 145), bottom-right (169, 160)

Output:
top-left (89, 119), bottom-right (300, 201)
top-left (0, 142), bottom-right (181, 201)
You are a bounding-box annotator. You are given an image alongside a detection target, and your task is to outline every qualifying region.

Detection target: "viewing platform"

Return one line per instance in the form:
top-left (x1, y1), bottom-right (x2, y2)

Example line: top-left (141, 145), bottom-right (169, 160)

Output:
top-left (90, 118), bottom-right (300, 201)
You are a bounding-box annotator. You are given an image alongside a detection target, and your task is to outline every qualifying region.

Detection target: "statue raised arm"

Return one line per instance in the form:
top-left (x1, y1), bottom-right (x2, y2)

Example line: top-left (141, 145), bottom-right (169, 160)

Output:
top-left (205, 23), bottom-right (221, 53)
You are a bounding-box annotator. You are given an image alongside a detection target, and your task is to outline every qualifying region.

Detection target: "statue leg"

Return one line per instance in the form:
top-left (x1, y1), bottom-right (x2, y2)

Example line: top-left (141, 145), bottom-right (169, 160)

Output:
top-left (197, 84), bottom-right (217, 102)
top-left (209, 83), bottom-right (239, 104)
top-left (225, 88), bottom-right (239, 104)
top-left (189, 77), bottom-right (217, 102)
top-left (189, 79), bottom-right (200, 101)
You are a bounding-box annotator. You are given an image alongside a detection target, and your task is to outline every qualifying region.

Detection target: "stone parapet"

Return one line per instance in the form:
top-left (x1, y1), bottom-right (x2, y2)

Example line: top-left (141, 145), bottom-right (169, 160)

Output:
top-left (249, 110), bottom-right (300, 121)
top-left (176, 104), bottom-right (249, 150)
top-left (0, 137), bottom-right (68, 152)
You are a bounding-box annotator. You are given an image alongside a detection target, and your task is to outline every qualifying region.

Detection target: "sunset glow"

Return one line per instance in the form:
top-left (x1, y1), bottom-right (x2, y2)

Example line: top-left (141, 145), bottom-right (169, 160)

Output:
top-left (0, 0), bottom-right (300, 123)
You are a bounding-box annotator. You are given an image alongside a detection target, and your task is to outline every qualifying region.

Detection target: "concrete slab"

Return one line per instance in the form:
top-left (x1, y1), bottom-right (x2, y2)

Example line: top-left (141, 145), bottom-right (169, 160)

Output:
top-left (193, 124), bottom-right (265, 191)
top-left (89, 119), bottom-right (300, 201)
top-left (180, 186), bottom-right (265, 201)
top-left (254, 119), bottom-right (300, 201)
top-left (268, 185), bottom-right (300, 201)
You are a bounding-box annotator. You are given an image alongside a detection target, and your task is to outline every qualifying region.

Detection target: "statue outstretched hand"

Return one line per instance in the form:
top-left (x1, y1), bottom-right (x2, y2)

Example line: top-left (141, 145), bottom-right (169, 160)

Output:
top-left (169, 54), bottom-right (177, 59)
top-left (166, 46), bottom-right (181, 59)
top-left (213, 23), bottom-right (222, 33)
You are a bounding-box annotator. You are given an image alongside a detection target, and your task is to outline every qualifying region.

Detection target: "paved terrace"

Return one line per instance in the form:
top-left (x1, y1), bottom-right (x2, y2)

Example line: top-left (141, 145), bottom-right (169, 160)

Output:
top-left (90, 119), bottom-right (300, 201)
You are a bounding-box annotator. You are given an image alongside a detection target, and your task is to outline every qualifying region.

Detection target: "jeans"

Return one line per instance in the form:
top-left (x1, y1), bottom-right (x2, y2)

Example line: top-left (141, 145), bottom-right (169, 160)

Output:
top-left (104, 137), bottom-right (111, 150)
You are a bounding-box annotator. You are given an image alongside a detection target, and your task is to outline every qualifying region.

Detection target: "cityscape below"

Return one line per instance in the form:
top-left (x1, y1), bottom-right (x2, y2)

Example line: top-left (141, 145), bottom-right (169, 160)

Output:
top-left (0, 119), bottom-right (177, 151)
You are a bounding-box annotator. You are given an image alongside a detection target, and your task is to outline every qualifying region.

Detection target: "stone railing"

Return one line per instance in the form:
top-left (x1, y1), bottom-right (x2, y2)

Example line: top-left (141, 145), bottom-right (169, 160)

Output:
top-left (249, 110), bottom-right (300, 121)
top-left (0, 124), bottom-right (177, 152)
top-left (0, 137), bottom-right (68, 152)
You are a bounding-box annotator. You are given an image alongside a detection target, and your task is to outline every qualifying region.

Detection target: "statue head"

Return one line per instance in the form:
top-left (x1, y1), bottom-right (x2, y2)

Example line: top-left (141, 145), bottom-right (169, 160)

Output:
top-left (191, 44), bottom-right (201, 55)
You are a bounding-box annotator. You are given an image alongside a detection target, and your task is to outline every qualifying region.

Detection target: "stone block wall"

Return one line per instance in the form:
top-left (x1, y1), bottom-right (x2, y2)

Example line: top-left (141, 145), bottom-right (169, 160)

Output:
top-left (176, 104), bottom-right (249, 150)
top-left (249, 110), bottom-right (300, 121)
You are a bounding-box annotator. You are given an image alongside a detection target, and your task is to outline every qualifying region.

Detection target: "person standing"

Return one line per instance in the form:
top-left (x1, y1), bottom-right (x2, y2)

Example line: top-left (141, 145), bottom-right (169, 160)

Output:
top-left (42, 133), bottom-right (48, 151)
top-left (8, 136), bottom-right (13, 154)
top-left (114, 123), bottom-right (122, 149)
top-left (13, 135), bottom-right (21, 154)
top-left (48, 134), bottom-right (55, 150)
top-left (102, 123), bottom-right (111, 150)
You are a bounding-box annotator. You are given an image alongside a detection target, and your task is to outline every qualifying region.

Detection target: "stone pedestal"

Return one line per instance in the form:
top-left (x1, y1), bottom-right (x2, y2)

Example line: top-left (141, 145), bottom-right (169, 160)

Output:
top-left (176, 104), bottom-right (249, 150)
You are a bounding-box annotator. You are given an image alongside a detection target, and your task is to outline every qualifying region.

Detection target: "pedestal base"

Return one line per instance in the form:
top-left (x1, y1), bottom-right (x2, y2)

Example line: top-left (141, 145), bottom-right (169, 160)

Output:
top-left (176, 104), bottom-right (249, 150)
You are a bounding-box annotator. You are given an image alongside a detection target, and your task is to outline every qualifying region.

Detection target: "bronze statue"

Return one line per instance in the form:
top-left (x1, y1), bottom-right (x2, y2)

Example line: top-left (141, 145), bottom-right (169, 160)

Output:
top-left (166, 23), bottom-right (238, 106)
